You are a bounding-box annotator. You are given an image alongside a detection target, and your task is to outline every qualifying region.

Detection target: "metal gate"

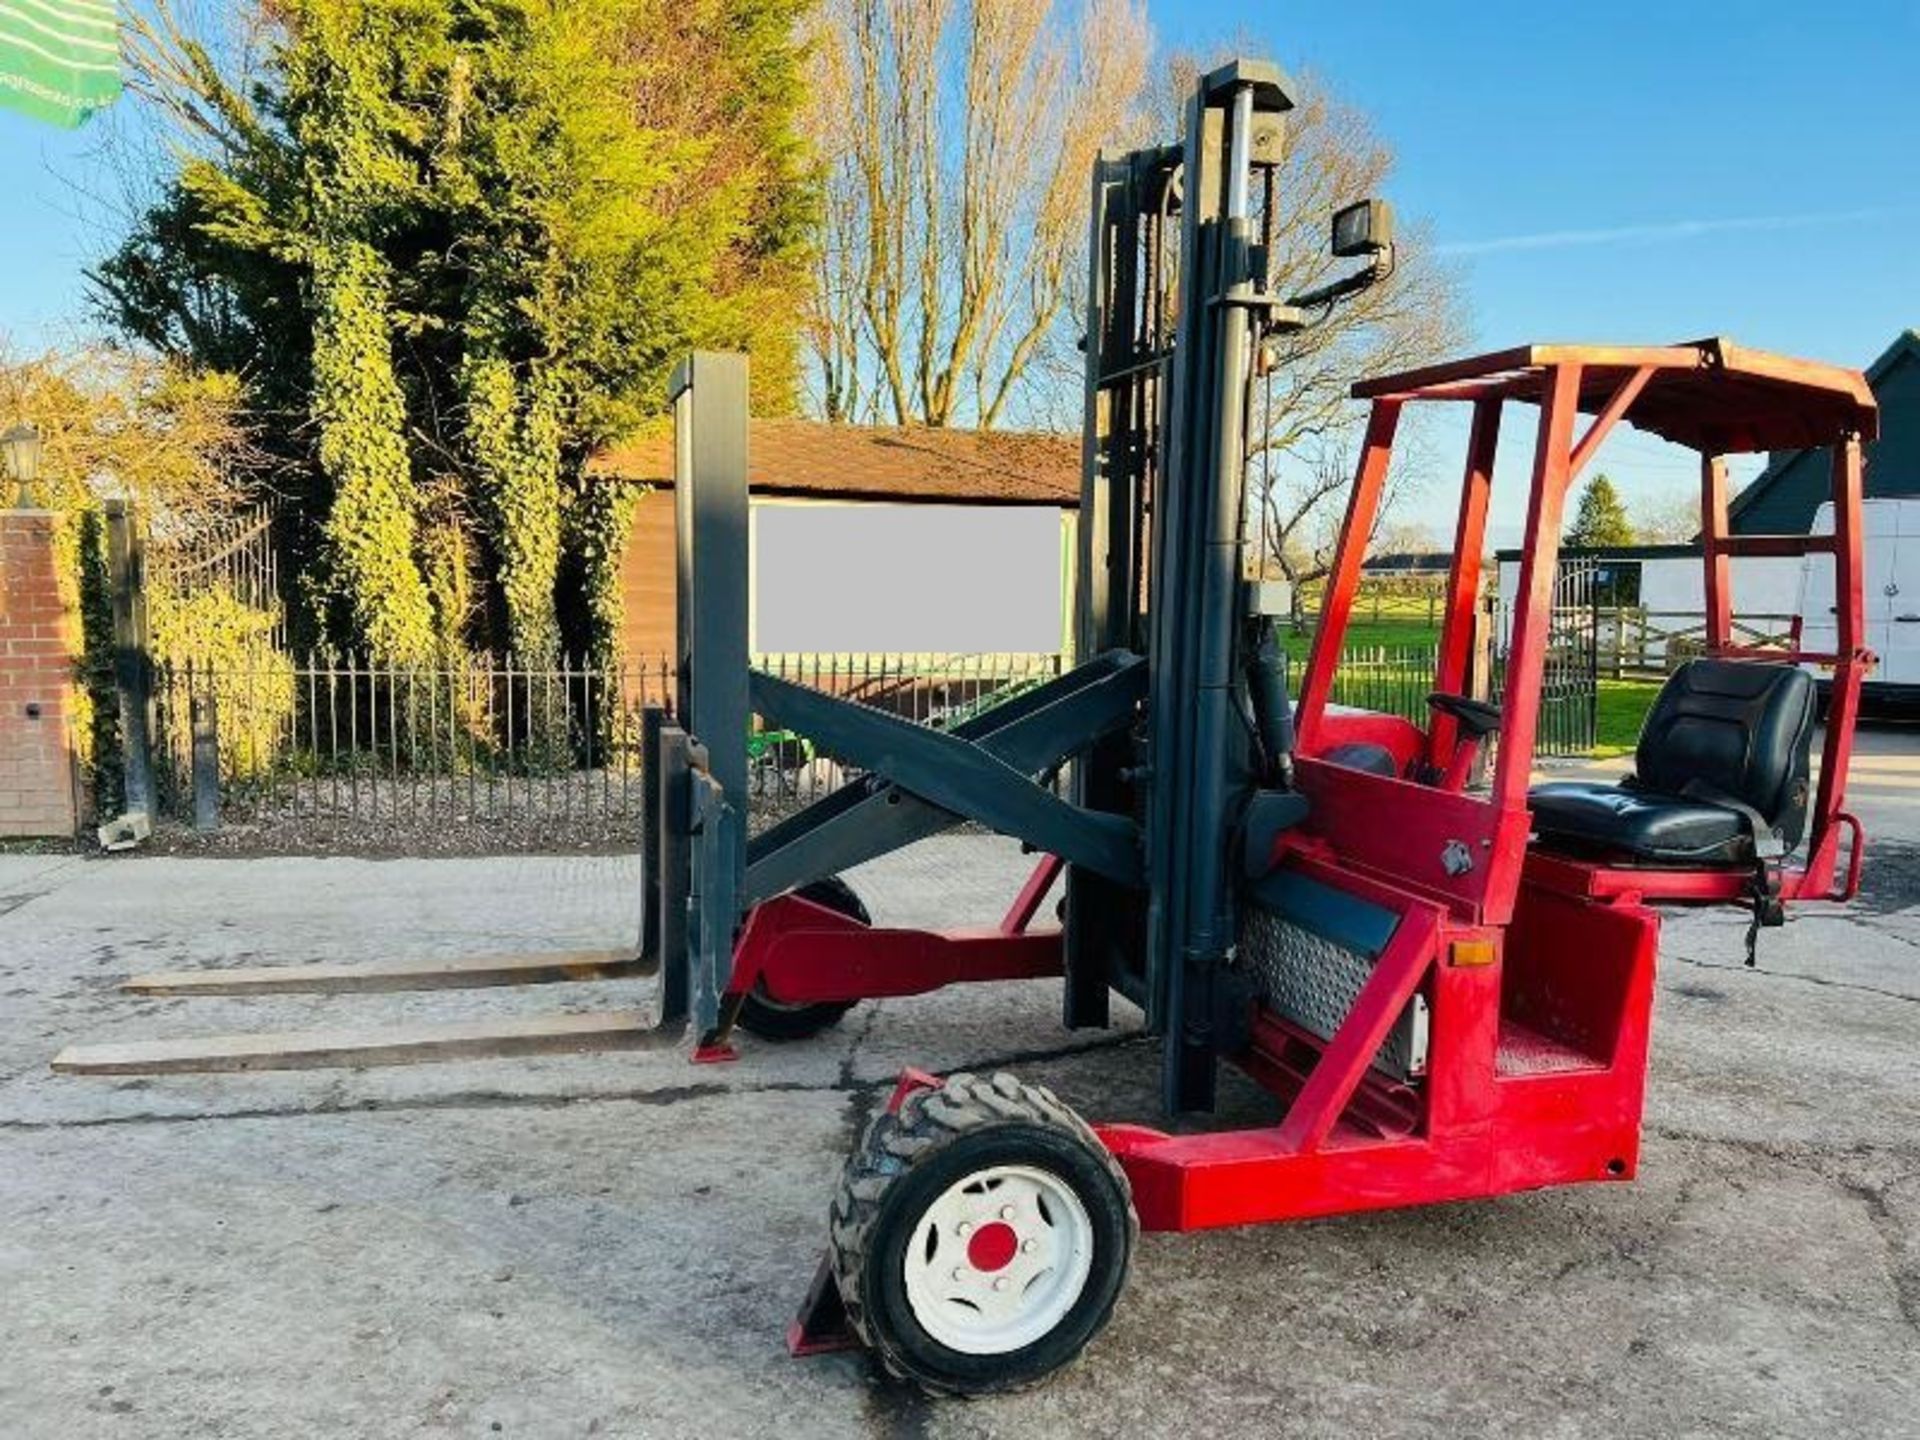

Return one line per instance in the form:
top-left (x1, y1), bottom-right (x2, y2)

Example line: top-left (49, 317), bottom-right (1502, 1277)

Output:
top-left (1494, 556), bottom-right (1599, 758)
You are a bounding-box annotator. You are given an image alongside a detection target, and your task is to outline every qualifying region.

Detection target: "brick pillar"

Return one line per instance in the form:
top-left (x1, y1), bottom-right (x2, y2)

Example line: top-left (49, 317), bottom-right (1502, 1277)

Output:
top-left (0, 510), bottom-right (79, 838)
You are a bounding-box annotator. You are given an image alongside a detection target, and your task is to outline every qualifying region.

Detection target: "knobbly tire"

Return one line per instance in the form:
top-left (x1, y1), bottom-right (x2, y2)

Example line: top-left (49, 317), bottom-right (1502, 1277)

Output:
top-left (827, 1071), bottom-right (1137, 1395)
top-left (735, 877), bottom-right (870, 1041)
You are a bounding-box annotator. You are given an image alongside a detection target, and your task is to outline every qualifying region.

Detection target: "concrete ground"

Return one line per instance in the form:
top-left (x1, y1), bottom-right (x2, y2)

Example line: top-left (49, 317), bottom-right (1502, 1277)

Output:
top-left (3, 724), bottom-right (1918, 1438)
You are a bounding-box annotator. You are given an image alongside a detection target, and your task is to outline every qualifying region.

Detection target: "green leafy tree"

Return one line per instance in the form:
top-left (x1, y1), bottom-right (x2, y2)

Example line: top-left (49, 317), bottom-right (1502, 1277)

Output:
top-left (288, 0), bottom-right (444, 663)
top-left (98, 0), bottom-right (816, 667)
top-left (0, 345), bottom-right (260, 803)
top-left (1566, 473), bottom-right (1636, 549)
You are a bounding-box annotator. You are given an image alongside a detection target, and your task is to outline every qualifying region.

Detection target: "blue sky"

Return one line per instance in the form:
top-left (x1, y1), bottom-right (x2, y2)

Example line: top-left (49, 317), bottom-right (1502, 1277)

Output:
top-left (0, 108), bottom-right (118, 346)
top-left (1157, 1), bottom-right (1917, 364)
top-left (1160, 1), bottom-right (1920, 540)
top-left (2, 3), bottom-right (1915, 541)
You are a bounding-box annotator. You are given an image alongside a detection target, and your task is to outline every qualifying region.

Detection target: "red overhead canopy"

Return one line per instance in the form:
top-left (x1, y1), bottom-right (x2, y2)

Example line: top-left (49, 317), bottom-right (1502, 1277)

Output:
top-left (1353, 339), bottom-right (1878, 455)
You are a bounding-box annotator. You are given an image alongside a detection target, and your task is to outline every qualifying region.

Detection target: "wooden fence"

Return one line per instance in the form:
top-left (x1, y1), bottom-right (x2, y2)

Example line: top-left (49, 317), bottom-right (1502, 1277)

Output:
top-left (1593, 609), bottom-right (1799, 678)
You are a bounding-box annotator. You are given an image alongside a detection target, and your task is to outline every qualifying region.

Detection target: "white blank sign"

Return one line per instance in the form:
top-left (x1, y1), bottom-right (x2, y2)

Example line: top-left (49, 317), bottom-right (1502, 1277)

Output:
top-left (752, 502), bottom-right (1064, 654)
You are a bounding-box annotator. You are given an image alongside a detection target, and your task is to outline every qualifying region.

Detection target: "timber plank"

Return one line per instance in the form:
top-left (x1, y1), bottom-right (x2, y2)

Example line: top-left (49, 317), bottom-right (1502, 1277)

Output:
top-left (122, 948), bottom-right (652, 996)
top-left (51, 1009), bottom-right (676, 1075)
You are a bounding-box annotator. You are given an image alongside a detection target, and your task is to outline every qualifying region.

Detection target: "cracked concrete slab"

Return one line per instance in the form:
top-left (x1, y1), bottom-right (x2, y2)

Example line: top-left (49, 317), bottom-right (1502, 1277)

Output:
top-left (3, 724), bottom-right (1919, 1437)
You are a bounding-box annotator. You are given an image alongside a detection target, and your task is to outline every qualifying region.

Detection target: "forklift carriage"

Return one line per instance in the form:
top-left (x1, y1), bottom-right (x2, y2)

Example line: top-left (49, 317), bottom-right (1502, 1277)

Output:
top-left (632, 59), bottom-right (1879, 1393)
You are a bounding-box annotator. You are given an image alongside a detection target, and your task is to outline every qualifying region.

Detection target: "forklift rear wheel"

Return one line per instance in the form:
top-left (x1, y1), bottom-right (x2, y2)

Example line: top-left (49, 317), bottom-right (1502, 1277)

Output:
top-left (735, 877), bottom-right (870, 1041)
top-left (828, 1071), bottom-right (1136, 1395)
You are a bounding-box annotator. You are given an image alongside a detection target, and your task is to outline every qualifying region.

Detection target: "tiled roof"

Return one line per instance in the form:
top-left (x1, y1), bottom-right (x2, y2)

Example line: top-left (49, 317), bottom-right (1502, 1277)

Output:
top-left (587, 417), bottom-right (1080, 506)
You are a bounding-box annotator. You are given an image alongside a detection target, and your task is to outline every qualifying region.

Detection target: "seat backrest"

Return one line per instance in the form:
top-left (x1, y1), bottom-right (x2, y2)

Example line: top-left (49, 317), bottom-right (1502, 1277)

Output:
top-left (1635, 659), bottom-right (1817, 846)
top-left (1323, 741), bottom-right (1398, 777)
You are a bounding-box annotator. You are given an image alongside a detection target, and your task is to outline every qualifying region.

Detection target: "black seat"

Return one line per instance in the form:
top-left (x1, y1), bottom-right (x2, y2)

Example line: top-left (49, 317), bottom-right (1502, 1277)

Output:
top-left (1324, 741), bottom-right (1398, 777)
top-left (1529, 660), bottom-right (1816, 866)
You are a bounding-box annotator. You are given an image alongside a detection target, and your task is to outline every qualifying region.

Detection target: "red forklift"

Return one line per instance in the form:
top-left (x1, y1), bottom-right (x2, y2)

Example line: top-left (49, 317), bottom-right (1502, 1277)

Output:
top-left (631, 60), bottom-right (1875, 1393)
top-left (56, 56), bottom-right (1877, 1399)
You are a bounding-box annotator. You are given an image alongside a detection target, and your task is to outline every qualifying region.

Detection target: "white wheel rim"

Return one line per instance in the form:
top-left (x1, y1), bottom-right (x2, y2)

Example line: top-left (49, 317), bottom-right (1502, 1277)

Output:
top-left (900, 1163), bottom-right (1095, 1356)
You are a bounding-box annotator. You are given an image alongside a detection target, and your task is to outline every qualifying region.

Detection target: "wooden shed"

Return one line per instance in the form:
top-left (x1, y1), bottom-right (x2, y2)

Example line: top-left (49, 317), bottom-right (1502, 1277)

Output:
top-left (587, 419), bottom-right (1082, 665)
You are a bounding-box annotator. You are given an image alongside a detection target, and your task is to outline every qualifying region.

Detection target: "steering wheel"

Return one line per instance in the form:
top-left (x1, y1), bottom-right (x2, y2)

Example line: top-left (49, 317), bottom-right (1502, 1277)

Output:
top-left (1426, 692), bottom-right (1503, 740)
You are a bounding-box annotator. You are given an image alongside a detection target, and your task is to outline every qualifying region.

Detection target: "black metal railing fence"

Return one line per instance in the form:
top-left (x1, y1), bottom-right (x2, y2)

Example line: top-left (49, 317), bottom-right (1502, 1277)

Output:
top-left (1312, 640), bottom-right (1594, 760)
top-left (1318, 644), bottom-right (1440, 728)
top-left (1490, 642), bottom-right (1598, 759)
top-left (148, 651), bottom-right (1067, 838)
top-left (147, 501), bottom-right (285, 648)
top-left (147, 633), bottom-right (1601, 845)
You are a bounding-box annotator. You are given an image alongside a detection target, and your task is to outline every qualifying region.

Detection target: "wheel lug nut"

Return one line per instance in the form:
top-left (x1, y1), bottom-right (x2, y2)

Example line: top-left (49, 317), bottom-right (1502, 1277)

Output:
top-left (1021, 1239), bottom-right (1037, 1254)
top-left (952, 1268), bottom-right (966, 1282)
top-left (999, 1205), bottom-right (1016, 1220)
top-left (992, 1277), bottom-right (1010, 1292)
top-left (956, 1221), bottom-right (973, 1237)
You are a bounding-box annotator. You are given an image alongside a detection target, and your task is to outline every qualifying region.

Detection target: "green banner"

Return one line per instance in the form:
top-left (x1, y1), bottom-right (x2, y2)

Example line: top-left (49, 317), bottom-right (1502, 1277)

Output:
top-left (0, 0), bottom-right (120, 130)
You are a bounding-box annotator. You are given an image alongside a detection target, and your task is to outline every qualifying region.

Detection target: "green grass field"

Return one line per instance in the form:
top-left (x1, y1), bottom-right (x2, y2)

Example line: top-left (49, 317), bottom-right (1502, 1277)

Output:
top-left (1279, 615), bottom-right (1438, 665)
top-left (1277, 610), bottom-right (1663, 759)
top-left (1595, 679), bottom-right (1662, 758)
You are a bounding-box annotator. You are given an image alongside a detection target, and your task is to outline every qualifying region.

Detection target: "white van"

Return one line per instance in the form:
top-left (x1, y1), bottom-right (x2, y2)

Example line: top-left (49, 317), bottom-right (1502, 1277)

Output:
top-left (1798, 497), bottom-right (1920, 704)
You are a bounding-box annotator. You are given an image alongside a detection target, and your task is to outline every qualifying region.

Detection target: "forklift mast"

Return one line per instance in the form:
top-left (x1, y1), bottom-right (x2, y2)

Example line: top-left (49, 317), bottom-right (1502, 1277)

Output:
top-left (656, 58), bottom-right (1382, 1095)
top-left (1071, 61), bottom-right (1302, 1111)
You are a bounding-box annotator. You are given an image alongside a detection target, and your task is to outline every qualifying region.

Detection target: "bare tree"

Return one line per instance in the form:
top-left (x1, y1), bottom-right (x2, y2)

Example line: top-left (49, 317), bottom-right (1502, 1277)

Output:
top-left (1634, 486), bottom-right (1709, 543)
top-left (0, 343), bottom-right (262, 525)
top-left (118, 0), bottom-right (275, 153)
top-left (1133, 62), bottom-right (1468, 590)
top-left (804, 0), bottom-right (1150, 427)
top-left (1069, 51), bottom-right (1465, 583)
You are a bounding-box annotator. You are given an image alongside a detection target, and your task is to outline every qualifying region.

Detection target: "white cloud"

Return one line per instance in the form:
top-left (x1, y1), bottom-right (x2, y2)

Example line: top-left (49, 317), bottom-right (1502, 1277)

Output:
top-left (1437, 208), bottom-right (1897, 257)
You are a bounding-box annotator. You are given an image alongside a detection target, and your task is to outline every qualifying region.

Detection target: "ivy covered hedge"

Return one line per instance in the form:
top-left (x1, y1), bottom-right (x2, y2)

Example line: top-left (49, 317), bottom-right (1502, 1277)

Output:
top-left (71, 511), bottom-right (122, 817)
top-left (147, 582), bottom-right (297, 784)
top-left (96, 0), bottom-right (816, 672)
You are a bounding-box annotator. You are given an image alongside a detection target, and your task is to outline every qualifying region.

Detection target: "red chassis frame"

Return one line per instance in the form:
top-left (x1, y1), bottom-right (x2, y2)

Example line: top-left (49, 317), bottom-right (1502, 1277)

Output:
top-left (724, 857), bottom-right (1066, 1013)
top-left (738, 340), bottom-right (1877, 1238)
top-left (701, 853), bottom-right (1069, 1064)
